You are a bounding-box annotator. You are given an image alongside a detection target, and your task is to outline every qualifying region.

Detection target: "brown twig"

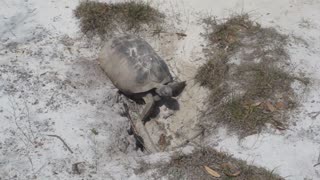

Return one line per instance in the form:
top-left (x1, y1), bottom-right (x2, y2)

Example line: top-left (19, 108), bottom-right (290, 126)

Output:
top-left (8, 97), bottom-right (34, 145)
top-left (47, 134), bottom-right (73, 153)
top-left (314, 163), bottom-right (320, 167)
top-left (171, 129), bottom-right (204, 150)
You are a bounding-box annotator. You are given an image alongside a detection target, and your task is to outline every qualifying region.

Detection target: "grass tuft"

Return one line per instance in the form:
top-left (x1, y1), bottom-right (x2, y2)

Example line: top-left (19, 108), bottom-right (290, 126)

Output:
top-left (218, 96), bottom-right (274, 135)
top-left (74, 1), bottom-right (164, 37)
top-left (208, 14), bottom-right (260, 52)
top-left (138, 147), bottom-right (284, 180)
top-left (196, 52), bottom-right (228, 88)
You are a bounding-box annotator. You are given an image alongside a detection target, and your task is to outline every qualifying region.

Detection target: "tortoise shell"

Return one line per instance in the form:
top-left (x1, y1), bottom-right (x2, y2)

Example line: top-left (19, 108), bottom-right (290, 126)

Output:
top-left (99, 35), bottom-right (173, 94)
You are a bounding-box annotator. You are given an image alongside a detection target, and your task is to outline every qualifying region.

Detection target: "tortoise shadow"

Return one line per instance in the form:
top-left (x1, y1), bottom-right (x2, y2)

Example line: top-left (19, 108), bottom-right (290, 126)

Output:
top-left (149, 97), bottom-right (180, 119)
top-left (158, 97), bottom-right (180, 110)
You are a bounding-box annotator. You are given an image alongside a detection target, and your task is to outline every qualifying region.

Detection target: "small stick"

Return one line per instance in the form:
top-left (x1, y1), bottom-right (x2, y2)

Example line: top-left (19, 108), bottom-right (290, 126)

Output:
top-left (33, 162), bottom-right (47, 176)
top-left (309, 111), bottom-right (320, 119)
top-left (123, 103), bottom-right (138, 134)
top-left (176, 32), bottom-right (187, 37)
top-left (47, 134), bottom-right (73, 153)
top-left (315, 151), bottom-right (320, 167)
top-left (171, 129), bottom-right (204, 150)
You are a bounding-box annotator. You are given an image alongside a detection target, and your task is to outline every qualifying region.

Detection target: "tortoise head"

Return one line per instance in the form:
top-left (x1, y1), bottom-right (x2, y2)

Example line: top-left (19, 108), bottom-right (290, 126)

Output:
top-left (156, 81), bottom-right (186, 97)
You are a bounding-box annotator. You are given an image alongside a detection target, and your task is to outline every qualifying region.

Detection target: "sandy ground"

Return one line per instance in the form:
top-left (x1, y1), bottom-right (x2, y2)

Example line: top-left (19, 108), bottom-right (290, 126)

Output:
top-left (1, 0), bottom-right (320, 179)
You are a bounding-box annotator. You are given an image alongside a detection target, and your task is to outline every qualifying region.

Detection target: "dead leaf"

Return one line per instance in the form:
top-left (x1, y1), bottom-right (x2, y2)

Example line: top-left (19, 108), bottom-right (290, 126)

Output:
top-left (225, 170), bottom-right (241, 177)
top-left (274, 125), bottom-right (286, 131)
top-left (272, 120), bottom-right (286, 131)
top-left (243, 105), bottom-right (250, 110)
top-left (227, 34), bottom-right (237, 43)
top-left (251, 101), bottom-right (262, 107)
top-left (221, 162), bottom-right (241, 177)
top-left (72, 162), bottom-right (85, 174)
top-left (158, 134), bottom-right (166, 145)
top-left (204, 166), bottom-right (221, 178)
top-left (158, 134), bottom-right (166, 150)
top-left (265, 101), bottom-right (276, 112)
top-left (275, 101), bottom-right (286, 109)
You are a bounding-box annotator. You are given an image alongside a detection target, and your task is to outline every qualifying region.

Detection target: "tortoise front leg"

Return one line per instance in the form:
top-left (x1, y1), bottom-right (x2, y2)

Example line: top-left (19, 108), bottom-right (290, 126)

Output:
top-left (141, 93), bottom-right (155, 122)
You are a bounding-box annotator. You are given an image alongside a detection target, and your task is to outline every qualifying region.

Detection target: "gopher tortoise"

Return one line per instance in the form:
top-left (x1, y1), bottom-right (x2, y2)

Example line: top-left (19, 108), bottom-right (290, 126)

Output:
top-left (99, 34), bottom-right (186, 122)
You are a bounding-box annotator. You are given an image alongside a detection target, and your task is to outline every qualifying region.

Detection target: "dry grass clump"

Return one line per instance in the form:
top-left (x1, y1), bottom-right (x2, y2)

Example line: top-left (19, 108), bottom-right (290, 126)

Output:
top-left (74, 1), bottom-right (164, 37)
top-left (195, 52), bottom-right (230, 105)
top-left (205, 14), bottom-right (260, 53)
top-left (196, 14), bottom-right (309, 136)
top-left (196, 52), bottom-right (229, 88)
top-left (138, 147), bottom-right (283, 180)
top-left (218, 96), bottom-right (274, 135)
top-left (236, 63), bottom-right (294, 99)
